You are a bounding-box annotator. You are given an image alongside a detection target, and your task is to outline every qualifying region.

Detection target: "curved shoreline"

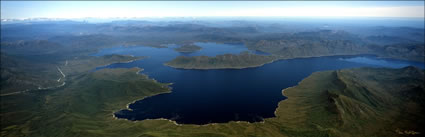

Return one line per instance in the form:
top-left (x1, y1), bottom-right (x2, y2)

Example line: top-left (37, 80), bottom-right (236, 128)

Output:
top-left (108, 53), bottom-right (424, 126)
top-left (113, 67), bottom-right (173, 112)
top-left (111, 73), bottom-right (294, 126)
top-left (109, 55), bottom-right (357, 125)
top-left (111, 67), bottom-right (174, 123)
top-left (112, 83), bottom-right (287, 126)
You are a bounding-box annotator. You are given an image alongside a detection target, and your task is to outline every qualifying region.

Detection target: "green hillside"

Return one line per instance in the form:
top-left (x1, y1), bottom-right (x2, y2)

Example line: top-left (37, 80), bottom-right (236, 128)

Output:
top-left (0, 54), bottom-right (143, 95)
top-left (274, 66), bottom-right (424, 136)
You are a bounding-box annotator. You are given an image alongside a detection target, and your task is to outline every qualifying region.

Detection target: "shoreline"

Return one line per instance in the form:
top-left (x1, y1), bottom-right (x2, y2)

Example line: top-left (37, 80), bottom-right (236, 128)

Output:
top-left (110, 72), bottom-right (300, 127)
top-left (111, 67), bottom-right (174, 123)
top-left (112, 85), bottom-right (293, 127)
top-left (108, 53), bottom-right (424, 127)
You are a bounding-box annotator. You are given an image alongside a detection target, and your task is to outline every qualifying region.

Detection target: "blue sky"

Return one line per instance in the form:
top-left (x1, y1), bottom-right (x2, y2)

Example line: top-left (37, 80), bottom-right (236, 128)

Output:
top-left (1, 1), bottom-right (424, 19)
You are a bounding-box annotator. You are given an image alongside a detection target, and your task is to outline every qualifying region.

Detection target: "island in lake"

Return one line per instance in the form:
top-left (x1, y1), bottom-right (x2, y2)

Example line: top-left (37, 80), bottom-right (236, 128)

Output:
top-left (174, 44), bottom-right (202, 53)
top-left (165, 51), bottom-right (278, 69)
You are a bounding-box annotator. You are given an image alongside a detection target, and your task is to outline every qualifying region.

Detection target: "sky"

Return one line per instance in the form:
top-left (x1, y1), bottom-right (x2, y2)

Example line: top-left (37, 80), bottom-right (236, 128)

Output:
top-left (1, 1), bottom-right (424, 19)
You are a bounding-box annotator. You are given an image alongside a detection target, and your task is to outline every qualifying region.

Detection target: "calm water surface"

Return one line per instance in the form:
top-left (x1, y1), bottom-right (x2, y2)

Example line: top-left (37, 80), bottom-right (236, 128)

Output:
top-left (94, 42), bottom-right (424, 124)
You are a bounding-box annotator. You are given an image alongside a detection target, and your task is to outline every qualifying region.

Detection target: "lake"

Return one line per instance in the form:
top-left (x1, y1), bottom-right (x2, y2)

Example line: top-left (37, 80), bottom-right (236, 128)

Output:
top-left (93, 42), bottom-right (424, 125)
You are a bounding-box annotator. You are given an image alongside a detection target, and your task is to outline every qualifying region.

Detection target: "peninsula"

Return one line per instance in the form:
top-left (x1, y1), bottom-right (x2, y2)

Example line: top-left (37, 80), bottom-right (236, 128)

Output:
top-left (164, 52), bottom-right (278, 69)
top-left (174, 44), bottom-right (202, 53)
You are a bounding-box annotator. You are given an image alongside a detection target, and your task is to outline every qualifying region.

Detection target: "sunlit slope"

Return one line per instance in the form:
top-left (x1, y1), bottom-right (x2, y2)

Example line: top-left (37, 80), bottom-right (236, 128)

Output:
top-left (275, 66), bottom-right (424, 136)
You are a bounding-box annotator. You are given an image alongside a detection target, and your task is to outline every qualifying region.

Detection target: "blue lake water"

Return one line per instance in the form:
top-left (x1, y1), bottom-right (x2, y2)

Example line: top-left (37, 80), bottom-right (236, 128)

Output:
top-left (94, 42), bottom-right (424, 124)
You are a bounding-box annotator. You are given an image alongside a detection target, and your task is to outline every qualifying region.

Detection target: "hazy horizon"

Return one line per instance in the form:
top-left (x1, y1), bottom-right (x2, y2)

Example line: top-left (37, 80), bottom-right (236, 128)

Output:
top-left (1, 1), bottom-right (424, 19)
